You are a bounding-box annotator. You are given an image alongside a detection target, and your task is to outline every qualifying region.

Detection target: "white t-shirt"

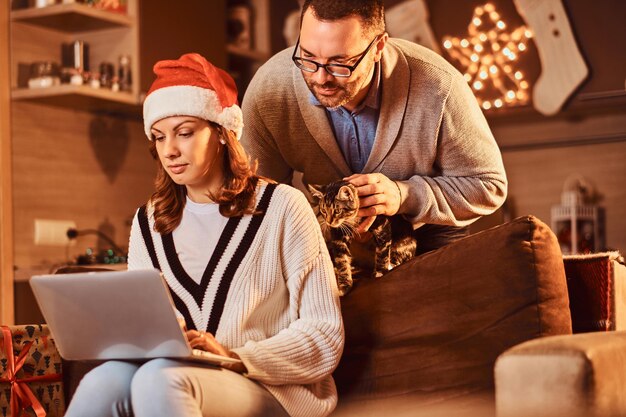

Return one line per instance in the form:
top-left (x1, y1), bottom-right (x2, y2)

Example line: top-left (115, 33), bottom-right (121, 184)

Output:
top-left (171, 196), bottom-right (228, 282)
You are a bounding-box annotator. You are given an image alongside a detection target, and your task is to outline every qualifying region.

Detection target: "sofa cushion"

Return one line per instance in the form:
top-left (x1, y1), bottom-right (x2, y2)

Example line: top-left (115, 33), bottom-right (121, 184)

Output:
top-left (334, 215), bottom-right (572, 405)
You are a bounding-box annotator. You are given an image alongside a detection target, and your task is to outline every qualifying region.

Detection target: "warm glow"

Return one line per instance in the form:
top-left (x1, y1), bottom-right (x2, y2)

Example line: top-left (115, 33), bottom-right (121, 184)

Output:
top-left (441, 2), bottom-right (532, 111)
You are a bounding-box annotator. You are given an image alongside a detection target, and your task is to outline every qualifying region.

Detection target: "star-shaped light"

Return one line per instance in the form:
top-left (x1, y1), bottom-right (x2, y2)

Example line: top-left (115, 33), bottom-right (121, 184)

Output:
top-left (442, 3), bottom-right (533, 110)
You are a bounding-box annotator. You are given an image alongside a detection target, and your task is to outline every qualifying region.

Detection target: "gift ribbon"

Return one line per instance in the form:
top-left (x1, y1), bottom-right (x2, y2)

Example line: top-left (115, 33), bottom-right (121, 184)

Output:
top-left (0, 326), bottom-right (62, 417)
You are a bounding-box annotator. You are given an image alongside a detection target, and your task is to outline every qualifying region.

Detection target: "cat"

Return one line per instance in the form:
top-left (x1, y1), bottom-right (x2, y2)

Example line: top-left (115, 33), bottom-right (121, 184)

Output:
top-left (308, 180), bottom-right (417, 296)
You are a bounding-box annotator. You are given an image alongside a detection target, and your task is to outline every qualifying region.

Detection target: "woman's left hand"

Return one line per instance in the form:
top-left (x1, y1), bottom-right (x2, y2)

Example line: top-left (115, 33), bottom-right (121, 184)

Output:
top-left (186, 330), bottom-right (246, 373)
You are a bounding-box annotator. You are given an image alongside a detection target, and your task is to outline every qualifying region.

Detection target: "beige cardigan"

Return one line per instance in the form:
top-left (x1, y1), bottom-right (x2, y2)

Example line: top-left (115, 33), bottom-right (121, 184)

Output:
top-left (241, 38), bottom-right (507, 228)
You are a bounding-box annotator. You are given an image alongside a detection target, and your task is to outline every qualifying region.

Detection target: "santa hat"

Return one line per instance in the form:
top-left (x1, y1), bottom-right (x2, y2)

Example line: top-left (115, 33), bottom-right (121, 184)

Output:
top-left (143, 53), bottom-right (243, 140)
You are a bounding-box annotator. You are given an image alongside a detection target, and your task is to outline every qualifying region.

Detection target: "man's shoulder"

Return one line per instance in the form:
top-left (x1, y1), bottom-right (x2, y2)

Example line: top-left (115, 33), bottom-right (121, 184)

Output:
top-left (243, 47), bottom-right (297, 104)
top-left (250, 47), bottom-right (295, 88)
top-left (387, 38), bottom-right (460, 80)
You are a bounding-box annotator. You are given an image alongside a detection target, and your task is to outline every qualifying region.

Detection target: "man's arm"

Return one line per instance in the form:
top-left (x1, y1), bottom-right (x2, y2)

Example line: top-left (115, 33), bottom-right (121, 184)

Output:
top-left (398, 71), bottom-right (508, 227)
top-left (348, 72), bottom-right (507, 230)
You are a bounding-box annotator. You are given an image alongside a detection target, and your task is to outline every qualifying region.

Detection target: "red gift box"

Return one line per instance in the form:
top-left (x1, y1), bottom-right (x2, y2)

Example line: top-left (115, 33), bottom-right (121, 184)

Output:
top-left (565, 251), bottom-right (626, 333)
top-left (0, 325), bottom-right (64, 417)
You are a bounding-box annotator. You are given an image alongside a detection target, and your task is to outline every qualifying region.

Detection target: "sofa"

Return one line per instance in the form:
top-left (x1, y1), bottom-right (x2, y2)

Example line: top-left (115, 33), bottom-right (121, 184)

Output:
top-left (331, 215), bottom-right (573, 416)
top-left (59, 216), bottom-right (626, 416)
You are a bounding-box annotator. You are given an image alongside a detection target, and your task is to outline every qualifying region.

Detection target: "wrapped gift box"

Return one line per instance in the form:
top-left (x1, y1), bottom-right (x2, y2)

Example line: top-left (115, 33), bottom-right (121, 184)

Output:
top-left (565, 251), bottom-right (626, 332)
top-left (0, 324), bottom-right (64, 417)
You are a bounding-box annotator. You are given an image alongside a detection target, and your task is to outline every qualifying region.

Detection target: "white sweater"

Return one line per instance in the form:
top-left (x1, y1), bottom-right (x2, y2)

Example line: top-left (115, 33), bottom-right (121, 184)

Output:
top-left (127, 182), bottom-right (344, 417)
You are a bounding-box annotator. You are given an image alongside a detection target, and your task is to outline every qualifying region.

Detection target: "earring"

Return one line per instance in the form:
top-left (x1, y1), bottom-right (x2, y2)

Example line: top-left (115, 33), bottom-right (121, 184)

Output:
top-left (219, 138), bottom-right (226, 145)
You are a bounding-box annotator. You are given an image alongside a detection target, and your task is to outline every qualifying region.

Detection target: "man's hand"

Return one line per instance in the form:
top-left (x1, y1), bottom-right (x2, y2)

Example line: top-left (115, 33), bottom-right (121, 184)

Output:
top-left (344, 173), bottom-right (402, 233)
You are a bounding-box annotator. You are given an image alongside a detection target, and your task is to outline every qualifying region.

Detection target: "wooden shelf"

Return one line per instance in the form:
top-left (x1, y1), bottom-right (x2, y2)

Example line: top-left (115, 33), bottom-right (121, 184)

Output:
top-left (12, 85), bottom-right (140, 116)
top-left (11, 3), bottom-right (133, 32)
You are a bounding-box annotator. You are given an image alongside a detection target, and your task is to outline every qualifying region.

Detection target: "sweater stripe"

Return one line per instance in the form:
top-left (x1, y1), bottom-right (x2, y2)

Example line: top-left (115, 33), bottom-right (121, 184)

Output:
top-left (206, 183), bottom-right (277, 334)
top-left (137, 205), bottom-right (195, 329)
top-left (137, 205), bottom-right (160, 270)
top-left (161, 216), bottom-right (241, 306)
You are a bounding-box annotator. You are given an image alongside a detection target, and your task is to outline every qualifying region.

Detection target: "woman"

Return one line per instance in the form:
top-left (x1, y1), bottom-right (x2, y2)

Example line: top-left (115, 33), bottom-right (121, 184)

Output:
top-left (65, 53), bottom-right (344, 417)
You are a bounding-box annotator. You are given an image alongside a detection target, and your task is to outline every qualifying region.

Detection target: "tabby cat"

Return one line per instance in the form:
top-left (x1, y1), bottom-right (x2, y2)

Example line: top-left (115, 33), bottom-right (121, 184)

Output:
top-left (308, 180), bottom-right (416, 296)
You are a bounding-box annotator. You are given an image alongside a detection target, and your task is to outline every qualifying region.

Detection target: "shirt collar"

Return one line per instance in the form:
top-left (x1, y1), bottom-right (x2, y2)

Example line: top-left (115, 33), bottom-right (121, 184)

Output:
top-left (308, 61), bottom-right (382, 112)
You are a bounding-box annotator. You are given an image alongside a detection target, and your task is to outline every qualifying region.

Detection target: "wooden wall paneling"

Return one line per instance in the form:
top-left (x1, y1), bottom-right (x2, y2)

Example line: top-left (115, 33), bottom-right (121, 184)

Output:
top-left (11, 101), bottom-right (154, 270)
top-left (491, 112), bottom-right (626, 151)
top-left (1, 0), bottom-right (15, 324)
top-left (501, 141), bottom-right (626, 253)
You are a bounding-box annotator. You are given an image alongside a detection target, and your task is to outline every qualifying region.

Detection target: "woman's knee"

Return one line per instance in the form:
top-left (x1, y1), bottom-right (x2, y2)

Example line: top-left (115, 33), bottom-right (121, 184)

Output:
top-left (77, 361), bottom-right (138, 396)
top-left (66, 361), bottom-right (138, 417)
top-left (131, 358), bottom-right (191, 394)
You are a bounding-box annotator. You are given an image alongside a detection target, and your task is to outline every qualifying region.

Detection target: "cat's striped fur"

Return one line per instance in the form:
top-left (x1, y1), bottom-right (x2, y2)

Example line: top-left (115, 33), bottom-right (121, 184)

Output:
top-left (309, 180), bottom-right (416, 296)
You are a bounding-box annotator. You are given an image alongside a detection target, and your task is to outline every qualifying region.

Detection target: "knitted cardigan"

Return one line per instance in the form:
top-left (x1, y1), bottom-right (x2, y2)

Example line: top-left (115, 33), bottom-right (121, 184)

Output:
top-left (241, 38), bottom-right (508, 229)
top-left (127, 182), bottom-right (344, 417)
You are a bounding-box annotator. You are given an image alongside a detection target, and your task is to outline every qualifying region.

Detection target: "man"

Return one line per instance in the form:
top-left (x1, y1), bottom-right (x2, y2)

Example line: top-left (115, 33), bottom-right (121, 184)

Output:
top-left (241, 0), bottom-right (507, 255)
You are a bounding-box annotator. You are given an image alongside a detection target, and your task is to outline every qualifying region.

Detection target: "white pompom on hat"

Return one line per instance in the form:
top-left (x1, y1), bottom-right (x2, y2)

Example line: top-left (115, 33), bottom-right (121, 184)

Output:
top-left (143, 53), bottom-right (243, 140)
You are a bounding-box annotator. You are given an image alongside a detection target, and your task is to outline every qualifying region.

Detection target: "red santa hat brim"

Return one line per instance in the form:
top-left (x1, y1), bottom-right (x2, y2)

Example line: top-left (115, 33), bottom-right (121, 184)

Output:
top-left (143, 85), bottom-right (243, 139)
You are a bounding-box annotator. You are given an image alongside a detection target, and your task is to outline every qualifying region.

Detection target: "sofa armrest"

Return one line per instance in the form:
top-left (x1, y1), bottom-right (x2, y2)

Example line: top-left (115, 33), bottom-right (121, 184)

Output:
top-left (495, 331), bottom-right (626, 417)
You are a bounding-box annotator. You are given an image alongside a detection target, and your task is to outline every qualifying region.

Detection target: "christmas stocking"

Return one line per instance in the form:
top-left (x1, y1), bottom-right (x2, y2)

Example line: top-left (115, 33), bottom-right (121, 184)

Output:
top-left (386, 0), bottom-right (441, 54)
top-left (513, 0), bottom-right (588, 115)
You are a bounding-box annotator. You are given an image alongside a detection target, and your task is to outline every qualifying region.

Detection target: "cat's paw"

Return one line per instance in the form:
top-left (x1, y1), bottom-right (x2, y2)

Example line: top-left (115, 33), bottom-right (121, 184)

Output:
top-left (374, 271), bottom-right (384, 278)
top-left (338, 284), bottom-right (352, 296)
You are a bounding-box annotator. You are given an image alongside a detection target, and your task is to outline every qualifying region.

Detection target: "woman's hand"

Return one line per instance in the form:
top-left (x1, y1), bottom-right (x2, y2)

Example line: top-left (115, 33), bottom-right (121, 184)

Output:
top-left (186, 330), bottom-right (246, 373)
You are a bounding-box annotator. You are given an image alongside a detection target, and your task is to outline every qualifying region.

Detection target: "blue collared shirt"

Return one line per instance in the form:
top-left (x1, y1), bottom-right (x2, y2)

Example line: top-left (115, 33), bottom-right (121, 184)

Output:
top-left (309, 62), bottom-right (381, 173)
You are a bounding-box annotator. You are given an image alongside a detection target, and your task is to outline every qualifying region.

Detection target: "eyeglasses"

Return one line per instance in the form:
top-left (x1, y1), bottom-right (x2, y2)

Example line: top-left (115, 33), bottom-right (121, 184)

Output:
top-left (291, 35), bottom-right (381, 78)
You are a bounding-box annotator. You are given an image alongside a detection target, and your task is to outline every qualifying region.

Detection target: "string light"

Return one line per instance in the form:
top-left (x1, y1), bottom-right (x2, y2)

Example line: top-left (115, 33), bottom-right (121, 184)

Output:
top-left (442, 3), bottom-right (533, 110)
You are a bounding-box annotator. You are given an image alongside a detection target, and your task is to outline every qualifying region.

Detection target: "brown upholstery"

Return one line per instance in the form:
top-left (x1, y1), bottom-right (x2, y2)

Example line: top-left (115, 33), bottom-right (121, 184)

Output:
top-left (334, 215), bottom-right (572, 406)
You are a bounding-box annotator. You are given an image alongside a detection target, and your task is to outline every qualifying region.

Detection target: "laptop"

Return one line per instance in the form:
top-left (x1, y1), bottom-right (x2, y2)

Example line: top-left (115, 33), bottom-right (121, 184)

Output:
top-left (30, 268), bottom-right (241, 367)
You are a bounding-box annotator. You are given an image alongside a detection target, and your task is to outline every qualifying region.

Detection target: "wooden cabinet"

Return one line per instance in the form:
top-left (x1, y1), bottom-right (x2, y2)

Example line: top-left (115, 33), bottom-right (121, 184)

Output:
top-left (226, 0), bottom-right (298, 101)
top-left (9, 0), bottom-right (227, 116)
top-left (10, 1), bottom-right (140, 115)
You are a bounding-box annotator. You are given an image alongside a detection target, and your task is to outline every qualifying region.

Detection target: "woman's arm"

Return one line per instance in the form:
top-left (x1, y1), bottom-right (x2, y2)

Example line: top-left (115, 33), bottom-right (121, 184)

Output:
top-left (231, 188), bottom-right (344, 385)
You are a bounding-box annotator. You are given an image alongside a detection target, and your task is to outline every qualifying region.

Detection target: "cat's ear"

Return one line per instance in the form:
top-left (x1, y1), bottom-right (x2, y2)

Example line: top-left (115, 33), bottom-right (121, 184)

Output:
top-left (337, 185), bottom-right (354, 201)
top-left (307, 184), bottom-right (324, 201)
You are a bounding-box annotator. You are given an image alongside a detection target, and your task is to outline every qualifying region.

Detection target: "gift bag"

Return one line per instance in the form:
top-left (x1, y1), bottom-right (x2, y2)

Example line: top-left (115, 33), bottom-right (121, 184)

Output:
top-left (0, 324), bottom-right (64, 417)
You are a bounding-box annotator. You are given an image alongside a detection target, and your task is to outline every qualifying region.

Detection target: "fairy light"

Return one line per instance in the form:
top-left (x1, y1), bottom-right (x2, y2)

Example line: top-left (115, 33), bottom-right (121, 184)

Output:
top-left (442, 3), bottom-right (533, 110)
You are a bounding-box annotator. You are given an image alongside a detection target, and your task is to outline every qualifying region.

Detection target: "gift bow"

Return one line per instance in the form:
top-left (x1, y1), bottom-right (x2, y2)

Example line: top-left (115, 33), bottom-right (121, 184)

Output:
top-left (0, 326), bottom-right (62, 417)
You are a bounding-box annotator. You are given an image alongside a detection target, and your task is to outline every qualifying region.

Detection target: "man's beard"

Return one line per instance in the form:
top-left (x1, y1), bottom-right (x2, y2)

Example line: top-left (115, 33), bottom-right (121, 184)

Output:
top-left (305, 79), bottom-right (358, 109)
